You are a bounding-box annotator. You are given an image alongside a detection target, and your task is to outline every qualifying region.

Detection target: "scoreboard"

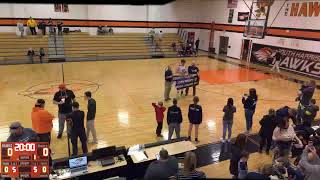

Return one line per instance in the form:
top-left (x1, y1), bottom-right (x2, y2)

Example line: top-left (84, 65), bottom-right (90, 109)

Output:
top-left (0, 142), bottom-right (49, 178)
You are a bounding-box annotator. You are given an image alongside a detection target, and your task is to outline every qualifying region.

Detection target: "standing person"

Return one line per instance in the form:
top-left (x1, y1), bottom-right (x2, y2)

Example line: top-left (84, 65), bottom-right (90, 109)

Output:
top-left (31, 99), bottom-right (54, 144)
top-left (187, 96), bottom-right (202, 142)
top-left (149, 28), bottom-right (155, 44)
top-left (176, 152), bottom-right (206, 179)
top-left (230, 133), bottom-right (248, 178)
top-left (27, 48), bottom-right (35, 64)
top-left (195, 38), bottom-right (200, 55)
top-left (7, 122), bottom-right (38, 142)
top-left (271, 50), bottom-right (282, 73)
top-left (164, 65), bottom-right (173, 101)
top-left (298, 80), bottom-right (316, 123)
top-left (259, 109), bottom-right (277, 154)
top-left (152, 101), bottom-right (166, 137)
top-left (17, 20), bottom-right (24, 38)
top-left (39, 47), bottom-right (45, 63)
top-left (57, 20), bottom-right (63, 36)
top-left (167, 98), bottom-right (183, 140)
top-left (66, 102), bottom-right (88, 156)
top-left (84, 91), bottom-right (97, 144)
top-left (27, 17), bottom-right (37, 35)
top-left (38, 19), bottom-right (46, 36)
top-left (48, 18), bottom-right (54, 35)
top-left (53, 83), bottom-right (76, 139)
top-left (158, 30), bottom-right (163, 42)
top-left (242, 88), bottom-right (258, 133)
top-left (176, 59), bottom-right (187, 95)
top-left (238, 151), bottom-right (250, 179)
top-left (186, 61), bottom-right (199, 96)
top-left (221, 98), bottom-right (236, 143)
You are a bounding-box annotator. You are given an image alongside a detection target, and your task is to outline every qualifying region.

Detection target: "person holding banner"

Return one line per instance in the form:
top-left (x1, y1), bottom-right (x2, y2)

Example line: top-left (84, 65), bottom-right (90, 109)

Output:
top-left (271, 50), bottom-right (282, 73)
top-left (186, 61), bottom-right (199, 96)
top-left (188, 96), bottom-right (202, 142)
top-left (164, 65), bottom-right (173, 101)
top-left (176, 59), bottom-right (187, 96)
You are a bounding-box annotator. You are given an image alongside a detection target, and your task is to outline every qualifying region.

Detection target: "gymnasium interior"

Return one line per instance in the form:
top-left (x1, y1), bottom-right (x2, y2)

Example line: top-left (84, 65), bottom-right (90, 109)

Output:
top-left (0, 0), bottom-right (320, 179)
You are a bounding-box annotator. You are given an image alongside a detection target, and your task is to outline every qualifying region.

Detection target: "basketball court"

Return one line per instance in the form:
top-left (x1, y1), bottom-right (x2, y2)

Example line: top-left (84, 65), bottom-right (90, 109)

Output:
top-left (0, 56), bottom-right (317, 159)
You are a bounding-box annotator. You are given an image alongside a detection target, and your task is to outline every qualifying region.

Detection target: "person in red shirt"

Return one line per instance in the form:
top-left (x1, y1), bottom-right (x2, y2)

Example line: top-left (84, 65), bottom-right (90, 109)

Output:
top-left (152, 101), bottom-right (166, 137)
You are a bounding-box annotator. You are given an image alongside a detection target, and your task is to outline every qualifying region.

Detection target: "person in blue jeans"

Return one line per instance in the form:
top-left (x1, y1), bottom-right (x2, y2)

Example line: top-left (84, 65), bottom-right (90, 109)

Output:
top-left (221, 98), bottom-right (236, 143)
top-left (242, 88), bottom-right (258, 133)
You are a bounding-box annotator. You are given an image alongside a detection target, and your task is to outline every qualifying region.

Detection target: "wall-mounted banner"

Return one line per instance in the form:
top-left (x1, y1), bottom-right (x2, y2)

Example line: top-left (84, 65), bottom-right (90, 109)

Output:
top-left (227, 0), bottom-right (238, 8)
top-left (173, 75), bottom-right (199, 90)
top-left (238, 12), bottom-right (249, 21)
top-left (250, 43), bottom-right (320, 79)
top-left (284, 1), bottom-right (320, 17)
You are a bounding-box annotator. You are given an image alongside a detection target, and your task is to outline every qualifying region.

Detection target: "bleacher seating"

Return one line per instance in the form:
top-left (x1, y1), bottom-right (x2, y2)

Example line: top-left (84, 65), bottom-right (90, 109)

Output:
top-left (156, 33), bottom-right (182, 57)
top-left (0, 33), bottom-right (48, 63)
top-left (63, 32), bottom-right (152, 60)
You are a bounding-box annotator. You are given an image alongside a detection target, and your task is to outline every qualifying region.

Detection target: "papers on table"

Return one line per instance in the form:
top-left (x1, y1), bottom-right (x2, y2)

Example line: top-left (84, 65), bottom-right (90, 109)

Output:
top-left (131, 151), bottom-right (148, 162)
top-left (127, 144), bottom-right (141, 155)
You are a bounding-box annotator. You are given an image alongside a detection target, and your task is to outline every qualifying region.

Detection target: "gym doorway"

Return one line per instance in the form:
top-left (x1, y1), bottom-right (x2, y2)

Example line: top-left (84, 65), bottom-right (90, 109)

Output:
top-left (241, 39), bottom-right (251, 61)
top-left (219, 36), bottom-right (229, 55)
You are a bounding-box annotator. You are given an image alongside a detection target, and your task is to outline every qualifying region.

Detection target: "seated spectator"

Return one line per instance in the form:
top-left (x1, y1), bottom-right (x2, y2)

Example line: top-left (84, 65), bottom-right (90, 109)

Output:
top-left (39, 47), bottom-right (45, 64)
top-left (149, 28), bottom-right (155, 43)
top-left (298, 145), bottom-right (320, 180)
top-left (246, 164), bottom-right (273, 180)
top-left (27, 48), bottom-right (35, 64)
top-left (171, 42), bottom-right (177, 51)
top-left (144, 148), bottom-right (178, 180)
top-left (97, 26), bottom-right (106, 35)
top-left (238, 151), bottom-right (249, 179)
top-left (176, 152), bottom-right (206, 179)
top-left (108, 27), bottom-right (114, 34)
top-left (7, 122), bottom-right (38, 142)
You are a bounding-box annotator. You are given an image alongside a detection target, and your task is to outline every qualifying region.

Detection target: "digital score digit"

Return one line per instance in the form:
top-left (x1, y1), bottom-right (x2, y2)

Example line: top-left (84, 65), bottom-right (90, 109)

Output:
top-left (0, 142), bottom-right (49, 178)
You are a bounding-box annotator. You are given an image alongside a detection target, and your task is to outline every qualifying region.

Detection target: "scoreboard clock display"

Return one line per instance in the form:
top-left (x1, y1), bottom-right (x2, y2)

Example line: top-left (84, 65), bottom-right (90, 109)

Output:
top-left (0, 142), bottom-right (49, 178)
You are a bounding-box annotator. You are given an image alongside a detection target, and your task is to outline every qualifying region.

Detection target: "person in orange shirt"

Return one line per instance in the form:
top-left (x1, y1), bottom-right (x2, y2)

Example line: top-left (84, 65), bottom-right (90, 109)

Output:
top-left (31, 99), bottom-right (54, 144)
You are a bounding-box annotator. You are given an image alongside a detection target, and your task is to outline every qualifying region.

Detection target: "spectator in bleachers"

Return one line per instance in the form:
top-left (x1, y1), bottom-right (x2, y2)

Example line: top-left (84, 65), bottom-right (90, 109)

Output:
top-left (39, 47), bottom-right (45, 64)
top-left (230, 133), bottom-right (247, 178)
top-left (7, 122), bottom-right (38, 142)
top-left (27, 48), bottom-right (35, 64)
top-left (171, 42), bottom-right (176, 52)
top-left (259, 108), bottom-right (277, 154)
top-left (17, 20), bottom-right (24, 38)
top-left (108, 26), bottom-right (114, 35)
top-left (221, 98), bottom-right (236, 143)
top-left (158, 30), bottom-right (163, 42)
top-left (48, 18), bottom-right (54, 35)
top-left (31, 99), bottom-right (54, 144)
top-left (144, 148), bottom-right (178, 180)
top-left (238, 151), bottom-right (250, 179)
top-left (38, 19), bottom-right (46, 36)
top-left (149, 28), bottom-right (155, 43)
top-left (97, 26), bottom-right (106, 35)
top-left (242, 88), bottom-right (258, 133)
top-left (27, 17), bottom-right (37, 35)
top-left (176, 152), bottom-right (206, 179)
top-left (167, 98), bottom-right (183, 140)
top-left (187, 96), bottom-right (202, 142)
top-left (57, 20), bottom-right (63, 36)
top-left (298, 145), bottom-right (320, 180)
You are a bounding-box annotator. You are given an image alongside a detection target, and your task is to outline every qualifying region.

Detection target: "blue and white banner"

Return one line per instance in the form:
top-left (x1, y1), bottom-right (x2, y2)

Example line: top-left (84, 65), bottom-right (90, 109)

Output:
top-left (173, 75), bottom-right (199, 90)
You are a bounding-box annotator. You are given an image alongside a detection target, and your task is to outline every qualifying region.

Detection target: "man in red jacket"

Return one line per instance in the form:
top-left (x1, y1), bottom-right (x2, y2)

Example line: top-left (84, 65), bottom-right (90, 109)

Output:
top-left (152, 101), bottom-right (166, 137)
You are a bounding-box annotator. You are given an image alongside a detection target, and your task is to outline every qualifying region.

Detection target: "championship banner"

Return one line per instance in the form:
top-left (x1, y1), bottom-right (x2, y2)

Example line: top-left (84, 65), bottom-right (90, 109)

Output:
top-left (173, 75), bottom-right (199, 90)
top-left (250, 43), bottom-right (320, 79)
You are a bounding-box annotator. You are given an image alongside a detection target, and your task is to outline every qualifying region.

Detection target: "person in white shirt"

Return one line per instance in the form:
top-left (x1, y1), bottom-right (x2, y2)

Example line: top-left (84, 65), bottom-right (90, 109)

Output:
top-left (17, 20), bottom-right (24, 38)
top-left (176, 59), bottom-right (187, 96)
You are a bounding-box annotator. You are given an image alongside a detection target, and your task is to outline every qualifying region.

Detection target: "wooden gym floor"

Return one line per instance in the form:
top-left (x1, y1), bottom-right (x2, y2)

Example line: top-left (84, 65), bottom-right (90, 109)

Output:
top-left (0, 57), bottom-right (319, 166)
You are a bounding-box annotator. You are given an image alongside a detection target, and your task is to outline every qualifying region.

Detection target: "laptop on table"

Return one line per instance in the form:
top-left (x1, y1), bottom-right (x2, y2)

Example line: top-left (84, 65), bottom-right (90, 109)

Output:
top-left (68, 156), bottom-right (88, 175)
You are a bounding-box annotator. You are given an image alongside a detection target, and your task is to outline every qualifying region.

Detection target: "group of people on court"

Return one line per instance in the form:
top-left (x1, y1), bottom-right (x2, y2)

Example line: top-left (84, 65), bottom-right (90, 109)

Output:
top-left (6, 83), bottom-right (97, 157)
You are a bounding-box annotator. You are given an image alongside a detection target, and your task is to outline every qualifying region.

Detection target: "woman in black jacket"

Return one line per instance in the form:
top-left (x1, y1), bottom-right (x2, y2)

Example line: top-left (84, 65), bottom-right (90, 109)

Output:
top-left (230, 133), bottom-right (247, 178)
top-left (259, 108), bottom-right (277, 154)
top-left (242, 88), bottom-right (258, 133)
top-left (188, 96), bottom-right (202, 142)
